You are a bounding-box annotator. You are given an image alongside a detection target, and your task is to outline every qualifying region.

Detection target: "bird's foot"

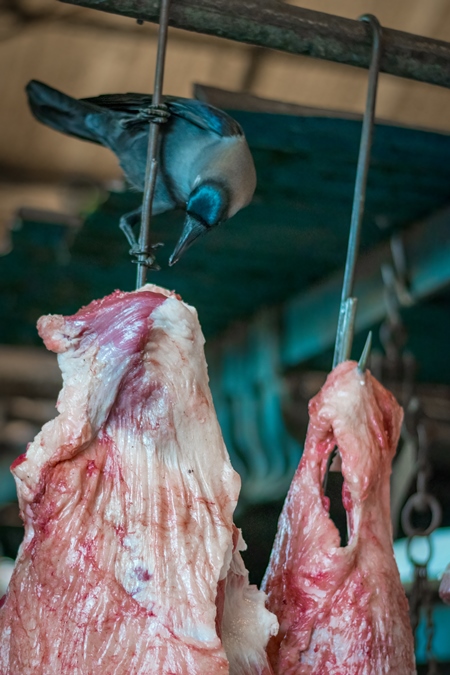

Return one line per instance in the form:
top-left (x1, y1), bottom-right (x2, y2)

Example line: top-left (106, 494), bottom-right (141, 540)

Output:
top-left (120, 103), bottom-right (170, 129)
top-left (129, 242), bottom-right (164, 255)
top-left (143, 103), bottom-right (171, 124)
top-left (119, 209), bottom-right (163, 269)
top-left (130, 242), bottom-right (164, 271)
top-left (119, 208), bottom-right (142, 249)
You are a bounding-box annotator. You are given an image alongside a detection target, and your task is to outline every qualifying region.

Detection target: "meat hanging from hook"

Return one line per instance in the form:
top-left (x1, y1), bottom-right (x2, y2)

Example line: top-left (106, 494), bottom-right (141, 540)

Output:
top-left (325, 14), bottom-right (382, 480)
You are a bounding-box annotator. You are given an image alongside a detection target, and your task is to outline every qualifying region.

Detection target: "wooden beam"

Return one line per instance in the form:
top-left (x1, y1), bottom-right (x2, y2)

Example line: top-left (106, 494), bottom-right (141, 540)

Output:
top-left (60, 0), bottom-right (450, 88)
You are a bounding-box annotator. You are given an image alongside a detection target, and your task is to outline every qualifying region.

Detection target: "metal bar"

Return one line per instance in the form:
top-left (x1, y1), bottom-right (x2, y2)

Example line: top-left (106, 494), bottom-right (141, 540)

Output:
top-left (136, 0), bottom-right (171, 288)
top-left (332, 15), bottom-right (382, 367)
top-left (281, 206), bottom-right (450, 368)
top-left (334, 298), bottom-right (358, 365)
top-left (60, 0), bottom-right (450, 89)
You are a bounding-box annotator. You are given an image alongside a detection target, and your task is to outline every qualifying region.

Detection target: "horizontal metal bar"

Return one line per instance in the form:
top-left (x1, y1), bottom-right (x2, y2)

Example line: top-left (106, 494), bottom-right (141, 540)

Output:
top-left (60, 0), bottom-right (450, 88)
top-left (281, 206), bottom-right (450, 367)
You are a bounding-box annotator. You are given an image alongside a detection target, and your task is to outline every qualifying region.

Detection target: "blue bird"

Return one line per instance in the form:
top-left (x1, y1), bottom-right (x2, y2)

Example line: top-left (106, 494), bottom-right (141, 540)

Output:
top-left (26, 80), bottom-right (257, 265)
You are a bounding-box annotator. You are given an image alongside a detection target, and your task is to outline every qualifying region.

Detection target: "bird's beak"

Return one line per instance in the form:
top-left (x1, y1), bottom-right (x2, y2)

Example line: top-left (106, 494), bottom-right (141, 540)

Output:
top-left (169, 215), bottom-right (206, 266)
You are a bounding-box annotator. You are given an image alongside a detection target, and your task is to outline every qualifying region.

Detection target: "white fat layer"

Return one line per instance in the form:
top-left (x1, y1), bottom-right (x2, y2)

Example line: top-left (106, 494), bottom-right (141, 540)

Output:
top-left (221, 558), bottom-right (278, 675)
top-left (220, 530), bottom-right (278, 675)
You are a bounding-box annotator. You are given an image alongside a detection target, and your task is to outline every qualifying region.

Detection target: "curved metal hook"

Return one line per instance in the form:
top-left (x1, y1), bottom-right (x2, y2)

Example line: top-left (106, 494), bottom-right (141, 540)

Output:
top-left (136, 0), bottom-right (172, 288)
top-left (333, 14), bottom-right (383, 367)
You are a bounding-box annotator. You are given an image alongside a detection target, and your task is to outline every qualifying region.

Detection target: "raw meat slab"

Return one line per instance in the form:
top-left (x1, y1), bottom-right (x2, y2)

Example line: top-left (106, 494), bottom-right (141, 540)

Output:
top-left (0, 286), bottom-right (277, 675)
top-left (263, 361), bottom-right (416, 675)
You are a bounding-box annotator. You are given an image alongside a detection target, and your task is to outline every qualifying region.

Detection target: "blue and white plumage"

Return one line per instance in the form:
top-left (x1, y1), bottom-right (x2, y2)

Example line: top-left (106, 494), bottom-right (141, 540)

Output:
top-left (26, 81), bottom-right (257, 264)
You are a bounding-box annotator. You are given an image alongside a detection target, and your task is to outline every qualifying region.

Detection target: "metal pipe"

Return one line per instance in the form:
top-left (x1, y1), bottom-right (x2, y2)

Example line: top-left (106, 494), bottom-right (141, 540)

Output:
top-left (60, 0), bottom-right (450, 89)
top-left (332, 15), bottom-right (382, 367)
top-left (136, 0), bottom-right (171, 288)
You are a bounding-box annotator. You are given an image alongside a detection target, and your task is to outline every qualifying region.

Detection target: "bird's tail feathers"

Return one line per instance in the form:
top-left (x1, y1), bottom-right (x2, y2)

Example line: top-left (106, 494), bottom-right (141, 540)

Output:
top-left (26, 80), bottom-right (104, 145)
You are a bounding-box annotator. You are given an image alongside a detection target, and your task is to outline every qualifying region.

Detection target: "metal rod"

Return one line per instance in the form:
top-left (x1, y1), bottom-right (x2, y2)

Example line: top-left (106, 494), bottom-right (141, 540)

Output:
top-left (61, 0), bottom-right (450, 90)
top-left (136, 0), bottom-right (171, 288)
top-left (332, 14), bottom-right (382, 368)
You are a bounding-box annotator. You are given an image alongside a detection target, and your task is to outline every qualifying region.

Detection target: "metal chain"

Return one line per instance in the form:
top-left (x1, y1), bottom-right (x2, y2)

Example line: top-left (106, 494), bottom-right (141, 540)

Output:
top-left (406, 534), bottom-right (439, 673)
top-left (426, 588), bottom-right (439, 675)
top-left (373, 248), bottom-right (415, 406)
top-left (377, 251), bottom-right (441, 673)
top-left (402, 409), bottom-right (442, 674)
top-left (401, 416), bottom-right (442, 539)
top-left (409, 559), bottom-right (427, 635)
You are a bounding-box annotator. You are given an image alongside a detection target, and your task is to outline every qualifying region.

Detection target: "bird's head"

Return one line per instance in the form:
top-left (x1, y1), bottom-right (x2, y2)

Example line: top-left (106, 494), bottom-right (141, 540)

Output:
top-left (169, 181), bottom-right (229, 265)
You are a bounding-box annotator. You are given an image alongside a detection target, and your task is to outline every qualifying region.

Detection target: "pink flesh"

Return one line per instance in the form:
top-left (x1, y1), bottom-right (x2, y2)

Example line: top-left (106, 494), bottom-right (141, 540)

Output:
top-left (0, 285), bottom-right (277, 675)
top-left (10, 453), bottom-right (26, 470)
top-left (439, 565), bottom-right (450, 605)
top-left (262, 362), bottom-right (416, 675)
top-left (37, 289), bottom-right (167, 355)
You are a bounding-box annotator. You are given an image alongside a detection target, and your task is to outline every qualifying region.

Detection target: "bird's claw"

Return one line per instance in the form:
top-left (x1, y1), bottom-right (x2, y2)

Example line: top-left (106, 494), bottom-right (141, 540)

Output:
top-left (144, 103), bottom-right (170, 124)
top-left (131, 256), bottom-right (161, 272)
top-left (120, 103), bottom-right (170, 129)
top-left (129, 242), bottom-right (164, 255)
top-left (129, 243), bottom-right (164, 271)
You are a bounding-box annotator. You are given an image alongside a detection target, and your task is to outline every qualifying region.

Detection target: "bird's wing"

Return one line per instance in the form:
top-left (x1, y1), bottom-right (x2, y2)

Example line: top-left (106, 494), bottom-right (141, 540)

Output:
top-left (81, 93), bottom-right (243, 137)
top-left (81, 93), bottom-right (154, 114)
top-left (166, 98), bottom-right (243, 138)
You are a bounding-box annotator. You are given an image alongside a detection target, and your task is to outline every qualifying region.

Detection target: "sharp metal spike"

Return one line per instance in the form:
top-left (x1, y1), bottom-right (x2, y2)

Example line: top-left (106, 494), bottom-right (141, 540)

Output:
top-left (332, 14), bottom-right (382, 368)
top-left (357, 331), bottom-right (373, 373)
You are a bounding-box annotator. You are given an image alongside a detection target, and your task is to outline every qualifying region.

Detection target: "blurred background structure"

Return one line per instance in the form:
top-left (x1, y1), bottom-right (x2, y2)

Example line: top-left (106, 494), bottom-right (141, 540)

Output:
top-left (3, 0), bottom-right (450, 208)
top-left (1, 0), bottom-right (450, 669)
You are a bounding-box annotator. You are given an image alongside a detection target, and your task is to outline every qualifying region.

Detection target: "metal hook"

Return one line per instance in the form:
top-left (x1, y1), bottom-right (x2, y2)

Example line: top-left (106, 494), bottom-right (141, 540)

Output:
top-left (136, 0), bottom-right (172, 288)
top-left (333, 14), bottom-right (382, 367)
top-left (357, 330), bottom-right (372, 373)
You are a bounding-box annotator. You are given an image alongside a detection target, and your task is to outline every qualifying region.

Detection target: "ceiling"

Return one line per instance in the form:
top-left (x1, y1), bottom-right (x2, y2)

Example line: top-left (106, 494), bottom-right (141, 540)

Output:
top-left (2, 0), bottom-right (450, 189)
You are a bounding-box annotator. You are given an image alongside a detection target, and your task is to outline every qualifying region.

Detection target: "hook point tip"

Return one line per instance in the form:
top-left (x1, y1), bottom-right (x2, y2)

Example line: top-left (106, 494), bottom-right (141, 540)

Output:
top-left (357, 331), bottom-right (372, 374)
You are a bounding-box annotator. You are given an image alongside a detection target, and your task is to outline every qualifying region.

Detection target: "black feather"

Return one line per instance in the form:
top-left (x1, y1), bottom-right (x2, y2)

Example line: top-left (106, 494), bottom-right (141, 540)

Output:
top-left (26, 80), bottom-right (104, 145)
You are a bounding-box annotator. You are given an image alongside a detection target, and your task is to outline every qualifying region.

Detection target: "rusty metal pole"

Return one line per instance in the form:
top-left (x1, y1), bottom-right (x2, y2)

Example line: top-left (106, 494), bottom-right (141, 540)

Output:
top-left (136, 0), bottom-right (171, 288)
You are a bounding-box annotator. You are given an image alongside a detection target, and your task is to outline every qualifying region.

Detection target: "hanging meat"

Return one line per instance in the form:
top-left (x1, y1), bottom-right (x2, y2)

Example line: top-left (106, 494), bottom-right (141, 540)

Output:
top-left (440, 564), bottom-right (450, 605)
top-left (262, 361), bottom-right (416, 675)
top-left (0, 286), bottom-right (278, 675)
